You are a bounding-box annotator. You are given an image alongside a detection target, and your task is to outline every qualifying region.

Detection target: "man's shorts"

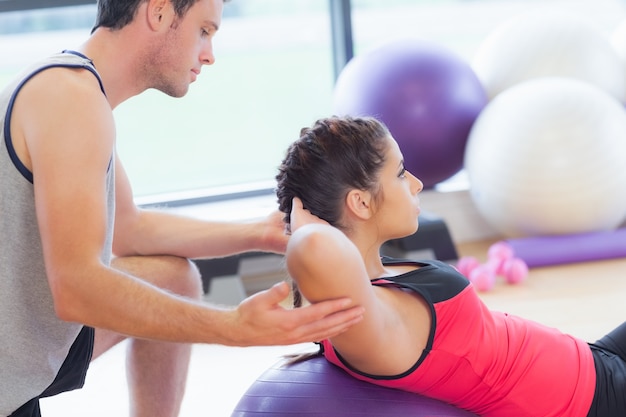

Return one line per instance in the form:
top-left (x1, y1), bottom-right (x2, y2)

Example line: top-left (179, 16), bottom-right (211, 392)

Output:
top-left (9, 326), bottom-right (94, 417)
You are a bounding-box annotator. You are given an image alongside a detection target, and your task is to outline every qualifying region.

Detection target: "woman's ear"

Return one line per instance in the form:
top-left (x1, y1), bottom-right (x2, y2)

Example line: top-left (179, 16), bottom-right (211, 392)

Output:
top-left (345, 189), bottom-right (373, 220)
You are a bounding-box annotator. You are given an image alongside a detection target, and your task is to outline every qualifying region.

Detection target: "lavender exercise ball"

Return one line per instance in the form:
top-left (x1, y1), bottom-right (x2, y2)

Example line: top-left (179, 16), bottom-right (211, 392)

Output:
top-left (333, 39), bottom-right (488, 188)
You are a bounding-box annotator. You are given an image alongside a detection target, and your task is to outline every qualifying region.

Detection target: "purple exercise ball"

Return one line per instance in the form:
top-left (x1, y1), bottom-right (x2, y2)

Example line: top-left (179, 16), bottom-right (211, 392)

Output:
top-left (333, 39), bottom-right (488, 188)
top-left (231, 355), bottom-right (477, 416)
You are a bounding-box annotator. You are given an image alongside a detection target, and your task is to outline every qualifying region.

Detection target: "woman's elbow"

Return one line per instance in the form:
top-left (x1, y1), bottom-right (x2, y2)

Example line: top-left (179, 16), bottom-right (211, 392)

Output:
top-left (287, 224), bottom-right (339, 261)
top-left (286, 224), bottom-right (354, 279)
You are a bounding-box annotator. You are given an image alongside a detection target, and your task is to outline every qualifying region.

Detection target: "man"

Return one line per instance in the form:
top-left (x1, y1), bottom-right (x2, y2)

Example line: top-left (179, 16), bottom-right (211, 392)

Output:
top-left (0, 0), bottom-right (364, 415)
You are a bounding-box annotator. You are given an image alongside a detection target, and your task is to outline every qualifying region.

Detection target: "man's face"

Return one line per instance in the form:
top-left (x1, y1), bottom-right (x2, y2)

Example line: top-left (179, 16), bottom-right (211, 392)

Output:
top-left (148, 0), bottom-right (223, 97)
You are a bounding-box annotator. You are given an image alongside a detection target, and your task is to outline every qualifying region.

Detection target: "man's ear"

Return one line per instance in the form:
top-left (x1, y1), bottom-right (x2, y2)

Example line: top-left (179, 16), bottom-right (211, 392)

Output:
top-left (146, 0), bottom-right (172, 31)
top-left (345, 189), bottom-right (373, 220)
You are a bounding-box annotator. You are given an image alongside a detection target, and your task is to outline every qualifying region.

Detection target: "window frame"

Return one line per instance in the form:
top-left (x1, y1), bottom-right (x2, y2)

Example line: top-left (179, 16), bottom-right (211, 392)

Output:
top-left (0, 0), bottom-right (94, 12)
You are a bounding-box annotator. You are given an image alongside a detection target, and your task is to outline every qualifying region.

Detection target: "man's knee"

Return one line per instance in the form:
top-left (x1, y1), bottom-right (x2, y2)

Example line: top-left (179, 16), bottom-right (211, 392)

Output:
top-left (112, 255), bottom-right (203, 300)
top-left (164, 256), bottom-right (203, 300)
top-left (181, 257), bottom-right (203, 299)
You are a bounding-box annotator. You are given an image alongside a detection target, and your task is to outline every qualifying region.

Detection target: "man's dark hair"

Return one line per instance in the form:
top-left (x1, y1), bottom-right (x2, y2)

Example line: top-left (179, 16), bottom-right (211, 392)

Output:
top-left (92, 0), bottom-right (204, 33)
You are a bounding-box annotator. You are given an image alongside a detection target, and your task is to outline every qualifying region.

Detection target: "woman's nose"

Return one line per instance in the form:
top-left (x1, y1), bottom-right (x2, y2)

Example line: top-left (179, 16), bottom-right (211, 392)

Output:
top-left (411, 173), bottom-right (424, 194)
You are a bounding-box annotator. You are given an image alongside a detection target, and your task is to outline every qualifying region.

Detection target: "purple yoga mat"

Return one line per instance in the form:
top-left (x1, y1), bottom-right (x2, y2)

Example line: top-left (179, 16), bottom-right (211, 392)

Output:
top-left (506, 228), bottom-right (626, 268)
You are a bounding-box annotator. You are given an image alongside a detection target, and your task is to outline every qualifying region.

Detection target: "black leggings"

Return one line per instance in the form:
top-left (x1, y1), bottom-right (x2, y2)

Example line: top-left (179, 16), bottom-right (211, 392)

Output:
top-left (9, 326), bottom-right (94, 417)
top-left (587, 322), bottom-right (626, 417)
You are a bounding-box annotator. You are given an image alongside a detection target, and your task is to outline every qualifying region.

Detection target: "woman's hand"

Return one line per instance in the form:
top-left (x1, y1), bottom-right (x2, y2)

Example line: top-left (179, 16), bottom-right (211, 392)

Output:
top-left (289, 197), bottom-right (329, 233)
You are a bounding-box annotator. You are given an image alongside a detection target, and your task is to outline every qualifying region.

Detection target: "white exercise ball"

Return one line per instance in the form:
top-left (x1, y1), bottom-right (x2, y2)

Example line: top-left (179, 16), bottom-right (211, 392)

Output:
top-left (465, 77), bottom-right (626, 238)
top-left (612, 18), bottom-right (626, 57)
top-left (611, 18), bottom-right (626, 87)
top-left (472, 10), bottom-right (626, 103)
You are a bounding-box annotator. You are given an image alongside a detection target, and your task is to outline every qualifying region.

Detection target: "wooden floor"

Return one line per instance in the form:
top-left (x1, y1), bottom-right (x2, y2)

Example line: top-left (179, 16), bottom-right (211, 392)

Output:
top-left (459, 239), bottom-right (626, 342)
top-left (40, 239), bottom-right (626, 417)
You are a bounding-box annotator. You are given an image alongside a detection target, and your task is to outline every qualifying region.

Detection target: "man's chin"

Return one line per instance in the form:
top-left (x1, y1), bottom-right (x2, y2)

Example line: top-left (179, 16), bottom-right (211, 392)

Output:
top-left (156, 84), bottom-right (190, 98)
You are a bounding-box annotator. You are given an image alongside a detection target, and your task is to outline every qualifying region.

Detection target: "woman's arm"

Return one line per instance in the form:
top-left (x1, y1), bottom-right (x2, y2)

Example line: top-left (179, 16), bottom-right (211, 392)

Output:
top-left (286, 200), bottom-right (430, 375)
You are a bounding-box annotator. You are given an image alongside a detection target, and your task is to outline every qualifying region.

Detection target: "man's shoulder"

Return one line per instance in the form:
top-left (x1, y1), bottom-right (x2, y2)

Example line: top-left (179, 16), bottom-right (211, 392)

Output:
top-left (16, 54), bottom-right (106, 111)
top-left (17, 52), bottom-right (101, 94)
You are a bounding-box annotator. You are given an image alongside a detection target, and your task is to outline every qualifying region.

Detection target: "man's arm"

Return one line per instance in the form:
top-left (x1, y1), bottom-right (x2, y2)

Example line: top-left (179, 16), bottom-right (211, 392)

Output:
top-left (15, 67), bottom-right (363, 347)
top-left (111, 155), bottom-right (287, 260)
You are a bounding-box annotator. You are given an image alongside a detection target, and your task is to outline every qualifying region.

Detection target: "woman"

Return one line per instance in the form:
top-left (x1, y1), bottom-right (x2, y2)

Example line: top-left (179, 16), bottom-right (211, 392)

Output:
top-left (275, 115), bottom-right (626, 417)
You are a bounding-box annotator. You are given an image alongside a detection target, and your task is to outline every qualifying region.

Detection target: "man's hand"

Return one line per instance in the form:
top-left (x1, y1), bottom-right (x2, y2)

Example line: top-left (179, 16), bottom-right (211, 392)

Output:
top-left (258, 210), bottom-right (290, 254)
top-left (227, 281), bottom-right (364, 346)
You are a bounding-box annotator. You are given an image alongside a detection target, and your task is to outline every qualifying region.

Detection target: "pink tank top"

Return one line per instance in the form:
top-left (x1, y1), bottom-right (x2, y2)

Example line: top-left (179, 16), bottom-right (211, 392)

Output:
top-left (320, 259), bottom-right (595, 417)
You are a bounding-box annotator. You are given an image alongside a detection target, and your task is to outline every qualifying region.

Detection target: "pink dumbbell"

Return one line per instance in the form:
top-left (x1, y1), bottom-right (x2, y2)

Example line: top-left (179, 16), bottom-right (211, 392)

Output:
top-left (456, 241), bottom-right (529, 291)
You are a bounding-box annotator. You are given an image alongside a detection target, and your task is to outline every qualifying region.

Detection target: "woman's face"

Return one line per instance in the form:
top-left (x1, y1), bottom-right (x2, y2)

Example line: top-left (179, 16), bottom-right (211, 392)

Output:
top-left (371, 135), bottom-right (424, 240)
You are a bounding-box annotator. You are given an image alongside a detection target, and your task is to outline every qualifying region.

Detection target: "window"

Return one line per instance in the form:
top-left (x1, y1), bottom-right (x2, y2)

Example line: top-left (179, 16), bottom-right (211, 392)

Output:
top-left (347, 0), bottom-right (626, 191)
top-left (349, 0), bottom-right (625, 61)
top-left (2, 0), bottom-right (625, 201)
top-left (0, 1), bottom-right (336, 200)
